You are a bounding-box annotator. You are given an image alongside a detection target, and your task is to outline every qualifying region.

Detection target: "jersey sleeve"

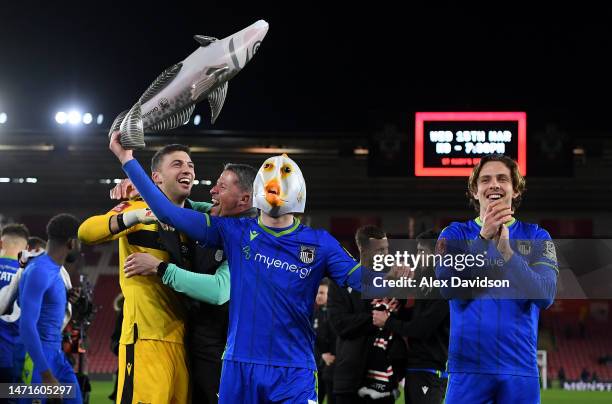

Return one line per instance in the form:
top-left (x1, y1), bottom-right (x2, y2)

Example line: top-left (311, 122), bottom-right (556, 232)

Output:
top-left (78, 200), bottom-right (143, 244)
top-left (434, 225), bottom-right (463, 298)
top-left (0, 268), bottom-right (22, 316)
top-left (122, 159), bottom-right (223, 248)
top-left (162, 260), bottom-right (230, 305)
top-left (323, 231), bottom-right (362, 291)
top-left (504, 228), bottom-right (558, 308)
top-left (19, 265), bottom-right (52, 373)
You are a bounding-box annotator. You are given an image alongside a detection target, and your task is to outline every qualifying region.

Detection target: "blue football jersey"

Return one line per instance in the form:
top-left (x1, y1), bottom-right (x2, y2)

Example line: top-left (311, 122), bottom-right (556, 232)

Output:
top-left (436, 218), bottom-right (558, 377)
top-left (203, 215), bottom-right (361, 370)
top-left (123, 158), bottom-right (363, 370)
top-left (19, 253), bottom-right (67, 373)
top-left (0, 256), bottom-right (19, 290)
top-left (0, 256), bottom-right (20, 343)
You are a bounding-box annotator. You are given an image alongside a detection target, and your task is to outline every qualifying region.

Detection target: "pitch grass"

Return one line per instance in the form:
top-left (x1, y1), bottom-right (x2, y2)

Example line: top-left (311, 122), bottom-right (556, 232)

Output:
top-left (540, 388), bottom-right (612, 403)
top-left (90, 380), bottom-right (114, 404)
top-left (89, 380), bottom-right (610, 404)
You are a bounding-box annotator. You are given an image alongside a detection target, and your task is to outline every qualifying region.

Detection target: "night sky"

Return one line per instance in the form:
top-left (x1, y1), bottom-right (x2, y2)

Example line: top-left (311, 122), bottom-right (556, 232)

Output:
top-left (1, 2), bottom-right (611, 133)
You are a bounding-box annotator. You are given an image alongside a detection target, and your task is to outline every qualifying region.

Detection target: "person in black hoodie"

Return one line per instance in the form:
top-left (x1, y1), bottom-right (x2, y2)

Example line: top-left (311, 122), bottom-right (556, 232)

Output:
top-left (328, 225), bottom-right (404, 404)
top-left (372, 229), bottom-right (449, 404)
top-left (313, 278), bottom-right (336, 404)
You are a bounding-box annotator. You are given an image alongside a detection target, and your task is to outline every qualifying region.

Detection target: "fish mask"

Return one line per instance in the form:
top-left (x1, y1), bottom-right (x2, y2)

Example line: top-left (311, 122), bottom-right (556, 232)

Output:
top-left (253, 154), bottom-right (306, 217)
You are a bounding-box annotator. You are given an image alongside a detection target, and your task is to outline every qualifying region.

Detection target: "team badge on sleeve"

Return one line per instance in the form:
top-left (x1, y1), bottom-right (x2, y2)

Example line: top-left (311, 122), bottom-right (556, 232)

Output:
top-left (517, 240), bottom-right (532, 255)
top-left (543, 240), bottom-right (557, 263)
top-left (299, 245), bottom-right (316, 264)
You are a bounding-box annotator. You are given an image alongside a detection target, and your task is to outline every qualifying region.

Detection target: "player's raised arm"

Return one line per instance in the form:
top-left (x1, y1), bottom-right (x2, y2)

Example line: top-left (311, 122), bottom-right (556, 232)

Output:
top-left (109, 131), bottom-right (221, 247)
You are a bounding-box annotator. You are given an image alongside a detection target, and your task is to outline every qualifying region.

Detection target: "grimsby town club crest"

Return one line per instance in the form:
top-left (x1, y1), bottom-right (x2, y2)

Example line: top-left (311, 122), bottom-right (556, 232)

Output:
top-left (299, 245), bottom-right (316, 264)
top-left (517, 240), bottom-right (531, 255)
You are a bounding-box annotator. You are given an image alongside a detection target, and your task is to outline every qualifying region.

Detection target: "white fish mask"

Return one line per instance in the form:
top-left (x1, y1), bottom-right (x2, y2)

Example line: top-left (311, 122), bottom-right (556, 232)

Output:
top-left (253, 154), bottom-right (306, 217)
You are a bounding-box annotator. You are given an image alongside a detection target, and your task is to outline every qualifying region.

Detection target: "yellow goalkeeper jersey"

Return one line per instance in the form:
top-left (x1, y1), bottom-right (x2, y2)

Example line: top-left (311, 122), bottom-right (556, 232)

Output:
top-left (78, 198), bottom-right (188, 345)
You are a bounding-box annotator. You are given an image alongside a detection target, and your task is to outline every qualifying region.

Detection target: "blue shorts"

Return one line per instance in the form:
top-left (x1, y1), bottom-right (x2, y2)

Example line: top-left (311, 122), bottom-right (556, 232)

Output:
top-left (445, 372), bottom-right (540, 404)
top-left (19, 346), bottom-right (82, 404)
top-left (219, 360), bottom-right (317, 404)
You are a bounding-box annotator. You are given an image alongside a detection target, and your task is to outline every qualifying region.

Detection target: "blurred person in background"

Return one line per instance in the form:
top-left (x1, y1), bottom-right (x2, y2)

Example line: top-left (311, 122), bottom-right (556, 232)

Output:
top-left (19, 214), bottom-right (83, 403)
top-left (328, 225), bottom-right (404, 404)
top-left (0, 223), bottom-right (29, 403)
top-left (314, 278), bottom-right (336, 404)
top-left (372, 229), bottom-right (449, 404)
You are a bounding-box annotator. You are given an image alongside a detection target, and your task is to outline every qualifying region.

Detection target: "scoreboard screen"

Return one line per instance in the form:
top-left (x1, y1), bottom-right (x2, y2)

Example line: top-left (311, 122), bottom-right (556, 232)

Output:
top-left (414, 112), bottom-right (526, 176)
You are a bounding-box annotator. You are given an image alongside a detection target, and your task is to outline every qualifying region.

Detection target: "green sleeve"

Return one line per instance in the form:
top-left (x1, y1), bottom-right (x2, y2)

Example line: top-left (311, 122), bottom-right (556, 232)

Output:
top-left (162, 261), bottom-right (230, 305)
top-left (188, 200), bottom-right (213, 213)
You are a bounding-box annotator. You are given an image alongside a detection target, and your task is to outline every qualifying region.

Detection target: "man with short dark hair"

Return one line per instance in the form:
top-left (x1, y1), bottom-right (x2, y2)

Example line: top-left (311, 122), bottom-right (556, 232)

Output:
top-left (110, 132), bottom-right (363, 403)
top-left (120, 162), bottom-right (257, 404)
top-left (150, 144), bottom-right (192, 173)
top-left (329, 225), bottom-right (401, 404)
top-left (79, 143), bottom-right (206, 404)
top-left (354, 225), bottom-right (387, 259)
top-left (0, 223), bottom-right (29, 398)
top-left (436, 154), bottom-right (558, 403)
top-left (26, 237), bottom-right (47, 252)
top-left (372, 229), bottom-right (449, 404)
top-left (19, 214), bottom-right (82, 403)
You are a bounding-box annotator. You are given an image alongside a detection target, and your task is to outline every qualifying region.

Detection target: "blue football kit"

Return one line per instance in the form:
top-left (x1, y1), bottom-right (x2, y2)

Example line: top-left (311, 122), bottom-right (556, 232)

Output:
top-left (0, 256), bottom-right (21, 386)
top-left (18, 253), bottom-right (81, 404)
top-left (124, 159), bottom-right (362, 403)
top-left (436, 218), bottom-right (558, 404)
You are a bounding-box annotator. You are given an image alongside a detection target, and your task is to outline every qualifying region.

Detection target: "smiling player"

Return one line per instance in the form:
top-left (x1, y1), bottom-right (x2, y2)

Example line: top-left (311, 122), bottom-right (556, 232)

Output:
top-left (435, 154), bottom-right (558, 403)
top-left (108, 131), bottom-right (363, 403)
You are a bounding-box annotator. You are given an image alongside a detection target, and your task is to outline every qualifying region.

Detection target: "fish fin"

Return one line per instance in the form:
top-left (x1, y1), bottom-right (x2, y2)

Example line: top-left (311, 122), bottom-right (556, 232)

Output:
top-left (108, 109), bottom-right (129, 138)
top-left (139, 63), bottom-right (182, 105)
top-left (190, 64), bottom-right (228, 103)
top-left (119, 102), bottom-right (146, 150)
top-left (148, 105), bottom-right (196, 132)
top-left (208, 82), bottom-right (228, 124)
top-left (194, 35), bottom-right (217, 47)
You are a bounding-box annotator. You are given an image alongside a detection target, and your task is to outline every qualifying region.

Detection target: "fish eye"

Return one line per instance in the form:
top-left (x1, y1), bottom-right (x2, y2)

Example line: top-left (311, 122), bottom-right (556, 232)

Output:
top-left (264, 162), bottom-right (274, 170)
top-left (281, 164), bottom-right (292, 178)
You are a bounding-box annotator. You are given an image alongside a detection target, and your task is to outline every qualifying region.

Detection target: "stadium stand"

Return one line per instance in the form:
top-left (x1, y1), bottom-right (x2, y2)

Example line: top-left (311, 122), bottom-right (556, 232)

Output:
top-left (86, 275), bottom-right (121, 374)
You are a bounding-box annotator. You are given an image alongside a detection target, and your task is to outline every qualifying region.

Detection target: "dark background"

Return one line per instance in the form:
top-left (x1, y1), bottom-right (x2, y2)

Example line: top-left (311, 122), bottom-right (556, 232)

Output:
top-left (0, 2), bottom-right (611, 220)
top-left (1, 2), bottom-right (611, 132)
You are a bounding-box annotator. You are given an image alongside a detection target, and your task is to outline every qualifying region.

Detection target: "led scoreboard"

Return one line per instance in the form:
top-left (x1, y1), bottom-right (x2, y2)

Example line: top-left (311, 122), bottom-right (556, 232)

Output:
top-left (414, 112), bottom-right (526, 176)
